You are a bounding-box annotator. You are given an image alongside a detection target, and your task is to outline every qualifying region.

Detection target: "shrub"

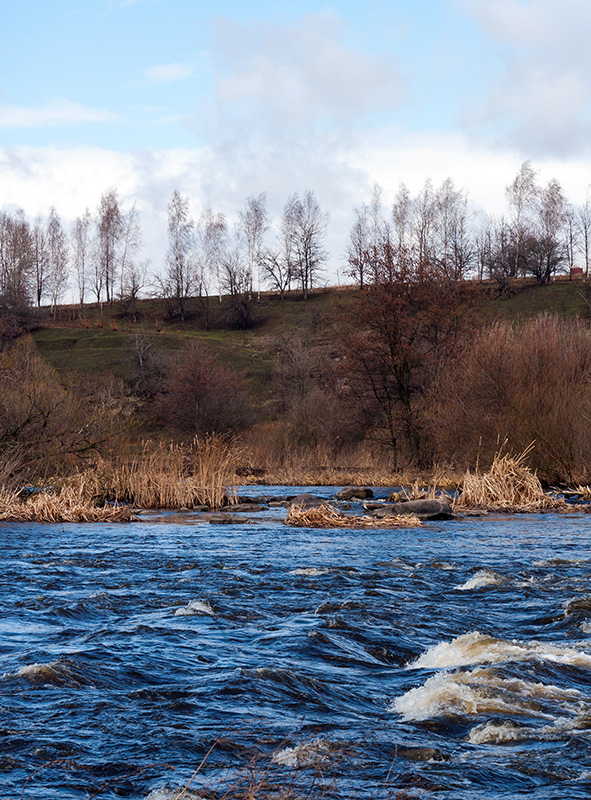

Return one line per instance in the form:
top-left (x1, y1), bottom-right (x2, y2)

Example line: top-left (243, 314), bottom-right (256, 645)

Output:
top-left (157, 341), bottom-right (254, 435)
top-left (426, 315), bottom-right (591, 482)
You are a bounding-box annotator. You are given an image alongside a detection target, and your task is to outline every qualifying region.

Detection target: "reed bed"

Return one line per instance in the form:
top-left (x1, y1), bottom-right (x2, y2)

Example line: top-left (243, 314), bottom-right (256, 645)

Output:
top-left (94, 435), bottom-right (239, 509)
top-left (285, 503), bottom-right (422, 529)
top-left (457, 446), bottom-right (570, 513)
top-left (0, 487), bottom-right (136, 523)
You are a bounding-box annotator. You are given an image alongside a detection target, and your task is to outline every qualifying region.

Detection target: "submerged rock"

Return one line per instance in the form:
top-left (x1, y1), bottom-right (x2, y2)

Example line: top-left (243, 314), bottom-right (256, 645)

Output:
top-left (209, 514), bottom-right (255, 525)
top-left (219, 503), bottom-right (267, 513)
top-left (396, 746), bottom-right (449, 763)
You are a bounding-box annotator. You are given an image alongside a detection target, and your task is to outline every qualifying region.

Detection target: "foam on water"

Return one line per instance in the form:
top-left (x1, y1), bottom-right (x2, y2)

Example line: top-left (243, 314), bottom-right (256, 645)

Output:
top-left (289, 568), bottom-right (329, 577)
top-left (144, 789), bottom-right (207, 800)
top-left (6, 660), bottom-right (86, 687)
top-left (174, 600), bottom-right (215, 617)
top-left (468, 715), bottom-right (591, 744)
top-left (393, 667), bottom-right (584, 722)
top-left (454, 570), bottom-right (504, 591)
top-left (272, 738), bottom-right (338, 767)
top-left (409, 631), bottom-right (591, 670)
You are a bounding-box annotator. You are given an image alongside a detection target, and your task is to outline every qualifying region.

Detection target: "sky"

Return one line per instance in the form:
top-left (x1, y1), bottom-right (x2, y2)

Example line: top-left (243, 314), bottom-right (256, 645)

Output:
top-left (2, 0), bottom-right (591, 282)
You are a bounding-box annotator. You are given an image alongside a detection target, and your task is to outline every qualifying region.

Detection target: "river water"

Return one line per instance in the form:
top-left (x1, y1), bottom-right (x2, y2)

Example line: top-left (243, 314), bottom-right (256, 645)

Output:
top-left (2, 486), bottom-right (591, 799)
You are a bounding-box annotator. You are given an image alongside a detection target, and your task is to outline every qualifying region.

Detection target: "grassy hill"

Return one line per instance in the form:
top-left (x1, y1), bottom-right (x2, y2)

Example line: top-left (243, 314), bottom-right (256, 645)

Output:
top-left (31, 279), bottom-right (591, 387)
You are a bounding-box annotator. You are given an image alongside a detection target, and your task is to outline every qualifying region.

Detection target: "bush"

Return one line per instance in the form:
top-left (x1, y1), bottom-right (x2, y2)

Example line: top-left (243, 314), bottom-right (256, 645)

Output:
top-left (157, 341), bottom-right (255, 435)
top-left (426, 315), bottom-right (591, 482)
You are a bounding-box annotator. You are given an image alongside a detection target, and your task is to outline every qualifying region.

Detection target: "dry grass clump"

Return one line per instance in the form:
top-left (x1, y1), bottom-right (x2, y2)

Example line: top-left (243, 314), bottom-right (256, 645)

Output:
top-left (285, 503), bottom-right (422, 529)
top-left (457, 446), bottom-right (570, 513)
top-left (94, 435), bottom-right (239, 509)
top-left (0, 486), bottom-right (136, 523)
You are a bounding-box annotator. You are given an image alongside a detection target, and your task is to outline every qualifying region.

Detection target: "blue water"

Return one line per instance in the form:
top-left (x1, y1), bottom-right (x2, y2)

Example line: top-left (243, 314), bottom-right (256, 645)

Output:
top-left (2, 487), bottom-right (591, 799)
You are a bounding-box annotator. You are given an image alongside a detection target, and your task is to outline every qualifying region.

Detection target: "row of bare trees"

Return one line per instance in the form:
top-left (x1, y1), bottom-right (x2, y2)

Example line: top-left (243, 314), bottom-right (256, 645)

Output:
top-left (159, 189), bottom-right (328, 322)
top-left (2, 162), bottom-right (591, 321)
top-left (0, 191), bottom-right (145, 318)
top-left (0, 188), bottom-right (329, 322)
top-left (347, 163), bottom-right (591, 288)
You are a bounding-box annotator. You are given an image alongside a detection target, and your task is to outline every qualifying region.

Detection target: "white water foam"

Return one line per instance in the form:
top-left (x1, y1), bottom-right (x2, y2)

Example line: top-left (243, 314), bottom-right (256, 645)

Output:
top-left (272, 739), bottom-right (337, 767)
top-left (408, 632), bottom-right (591, 670)
top-left (6, 660), bottom-right (84, 686)
top-left (174, 600), bottom-right (215, 617)
top-left (144, 789), bottom-right (207, 800)
top-left (468, 715), bottom-right (591, 745)
top-left (393, 667), bottom-right (583, 722)
top-left (454, 570), bottom-right (504, 591)
top-left (289, 568), bottom-right (329, 577)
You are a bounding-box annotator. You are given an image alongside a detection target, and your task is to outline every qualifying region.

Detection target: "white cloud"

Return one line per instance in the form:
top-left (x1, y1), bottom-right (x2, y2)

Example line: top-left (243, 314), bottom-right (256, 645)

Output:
top-left (0, 98), bottom-right (120, 128)
top-left (456, 0), bottom-right (591, 155)
top-left (210, 11), bottom-right (405, 137)
top-left (143, 63), bottom-right (194, 83)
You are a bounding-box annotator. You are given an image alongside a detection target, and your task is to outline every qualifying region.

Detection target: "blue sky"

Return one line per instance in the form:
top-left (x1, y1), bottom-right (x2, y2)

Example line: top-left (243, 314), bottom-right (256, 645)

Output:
top-left (2, 0), bottom-right (591, 278)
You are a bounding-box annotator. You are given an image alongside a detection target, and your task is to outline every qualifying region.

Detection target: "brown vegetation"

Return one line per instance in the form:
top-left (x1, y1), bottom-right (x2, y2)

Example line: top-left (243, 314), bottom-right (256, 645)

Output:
top-left (427, 316), bottom-right (591, 483)
top-left (156, 340), bottom-right (254, 436)
top-left (456, 446), bottom-right (570, 513)
top-left (0, 337), bottom-right (129, 480)
top-left (285, 503), bottom-right (422, 529)
top-left (95, 435), bottom-right (239, 509)
top-left (0, 486), bottom-right (136, 523)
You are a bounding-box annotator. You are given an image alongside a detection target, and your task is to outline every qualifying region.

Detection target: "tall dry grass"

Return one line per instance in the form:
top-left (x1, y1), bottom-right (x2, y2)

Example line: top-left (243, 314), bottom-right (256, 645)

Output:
top-left (238, 423), bottom-right (461, 487)
top-left (457, 444), bottom-right (569, 513)
top-left (0, 486), bottom-right (137, 523)
top-left (94, 435), bottom-right (239, 509)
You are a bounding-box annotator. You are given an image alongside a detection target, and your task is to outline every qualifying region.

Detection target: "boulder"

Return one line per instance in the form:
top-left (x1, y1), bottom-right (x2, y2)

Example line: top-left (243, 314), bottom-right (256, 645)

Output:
top-left (289, 493), bottom-right (326, 508)
top-left (368, 499), bottom-right (453, 521)
top-left (334, 486), bottom-right (374, 500)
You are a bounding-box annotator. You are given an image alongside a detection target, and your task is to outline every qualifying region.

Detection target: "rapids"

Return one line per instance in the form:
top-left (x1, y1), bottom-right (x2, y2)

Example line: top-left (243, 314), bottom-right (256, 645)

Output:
top-left (2, 486), bottom-right (591, 798)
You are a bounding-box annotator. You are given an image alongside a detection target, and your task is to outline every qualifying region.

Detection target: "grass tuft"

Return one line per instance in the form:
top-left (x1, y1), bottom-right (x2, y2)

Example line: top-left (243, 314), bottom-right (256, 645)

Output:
top-left (457, 444), bottom-right (570, 513)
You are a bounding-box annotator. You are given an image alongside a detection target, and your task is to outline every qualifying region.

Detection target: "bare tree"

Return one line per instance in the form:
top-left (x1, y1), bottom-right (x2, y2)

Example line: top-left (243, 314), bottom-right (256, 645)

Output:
top-left (120, 260), bottom-right (149, 321)
top-left (31, 215), bottom-right (49, 308)
top-left (239, 193), bottom-right (268, 300)
top-left (434, 178), bottom-right (473, 280)
top-left (413, 179), bottom-right (437, 271)
top-left (346, 204), bottom-right (370, 289)
top-left (118, 203), bottom-right (142, 302)
top-left (392, 183), bottom-right (412, 258)
top-left (96, 189), bottom-right (123, 304)
top-left (205, 209), bottom-right (227, 303)
top-left (506, 161), bottom-right (538, 277)
top-left (0, 210), bottom-right (33, 311)
top-left (285, 190), bottom-right (328, 299)
top-left (221, 225), bottom-right (249, 299)
top-left (162, 190), bottom-right (196, 320)
top-left (47, 207), bottom-right (69, 317)
top-left (72, 209), bottom-right (92, 311)
top-left (577, 187), bottom-right (591, 278)
top-left (527, 178), bottom-right (568, 284)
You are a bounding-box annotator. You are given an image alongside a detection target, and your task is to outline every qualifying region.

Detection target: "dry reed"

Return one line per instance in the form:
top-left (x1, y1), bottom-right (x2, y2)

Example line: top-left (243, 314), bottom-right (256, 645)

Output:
top-left (457, 445), bottom-right (570, 513)
top-left (0, 487), bottom-right (137, 523)
top-left (95, 435), bottom-right (239, 509)
top-left (285, 503), bottom-right (422, 529)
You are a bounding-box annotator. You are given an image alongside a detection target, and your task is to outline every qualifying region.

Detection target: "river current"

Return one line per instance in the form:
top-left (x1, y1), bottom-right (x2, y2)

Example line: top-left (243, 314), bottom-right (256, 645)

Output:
top-left (2, 486), bottom-right (591, 799)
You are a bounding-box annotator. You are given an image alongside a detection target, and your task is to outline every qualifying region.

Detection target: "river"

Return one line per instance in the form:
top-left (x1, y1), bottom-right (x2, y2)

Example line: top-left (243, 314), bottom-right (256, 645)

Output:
top-left (2, 486), bottom-right (591, 799)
